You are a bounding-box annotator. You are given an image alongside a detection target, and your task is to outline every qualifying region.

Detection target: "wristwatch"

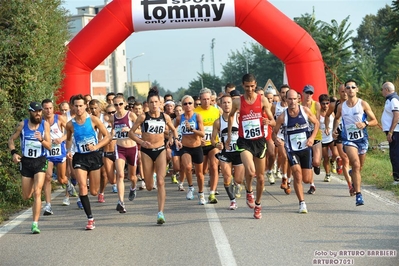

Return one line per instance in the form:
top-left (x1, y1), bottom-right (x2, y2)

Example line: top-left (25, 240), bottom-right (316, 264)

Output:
top-left (363, 120), bottom-right (369, 127)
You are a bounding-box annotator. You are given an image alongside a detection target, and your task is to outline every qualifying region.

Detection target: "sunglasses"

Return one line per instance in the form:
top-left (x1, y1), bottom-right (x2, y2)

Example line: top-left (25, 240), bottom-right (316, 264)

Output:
top-left (346, 86), bottom-right (357, 90)
top-left (183, 102), bottom-right (193, 106)
top-left (321, 102), bottom-right (330, 105)
top-left (107, 111), bottom-right (116, 115)
top-left (114, 102), bottom-right (124, 107)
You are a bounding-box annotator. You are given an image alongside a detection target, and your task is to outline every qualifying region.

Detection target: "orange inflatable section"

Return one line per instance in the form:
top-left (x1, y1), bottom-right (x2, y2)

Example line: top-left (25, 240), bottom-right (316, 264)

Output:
top-left (61, 0), bottom-right (327, 102)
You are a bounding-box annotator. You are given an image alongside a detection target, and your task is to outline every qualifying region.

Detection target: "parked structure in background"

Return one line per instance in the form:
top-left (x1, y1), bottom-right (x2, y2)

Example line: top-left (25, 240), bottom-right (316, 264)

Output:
top-left (67, 1), bottom-right (127, 99)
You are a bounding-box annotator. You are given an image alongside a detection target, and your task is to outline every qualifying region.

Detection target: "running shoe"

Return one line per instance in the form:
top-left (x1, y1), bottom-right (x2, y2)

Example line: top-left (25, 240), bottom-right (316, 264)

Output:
top-left (128, 188), bottom-right (137, 201)
top-left (178, 183), bottom-right (185, 191)
top-left (229, 201), bottom-right (237, 210)
top-left (246, 192), bottom-right (255, 209)
top-left (253, 205), bottom-right (262, 219)
top-left (336, 157), bottom-right (343, 175)
top-left (276, 170), bottom-right (282, 179)
top-left (215, 190), bottom-right (219, 195)
top-left (208, 194), bottom-right (218, 204)
top-left (349, 185), bottom-right (356, 196)
top-left (267, 171), bottom-right (275, 185)
top-left (307, 185), bottom-right (316, 195)
top-left (43, 204), bottom-right (53, 216)
top-left (31, 223), bottom-right (40, 234)
top-left (112, 184), bottom-right (118, 193)
top-left (186, 187), bottom-right (194, 200)
top-left (139, 180), bottom-right (146, 190)
top-left (157, 212), bottom-right (165, 225)
top-left (198, 193), bottom-right (206, 205)
top-left (77, 199), bottom-right (83, 210)
top-left (116, 202), bottom-right (127, 213)
top-left (324, 174), bottom-right (331, 182)
top-left (67, 181), bottom-right (77, 197)
top-left (285, 183), bottom-right (291, 195)
top-left (299, 201), bottom-right (308, 214)
top-left (62, 197), bottom-right (70, 206)
top-left (171, 175), bottom-right (178, 184)
top-left (393, 180), bottom-right (399, 186)
top-left (234, 183), bottom-right (242, 198)
top-left (356, 193), bottom-right (364, 206)
top-left (85, 219), bottom-right (95, 230)
top-left (331, 160), bottom-right (337, 174)
top-left (280, 178), bottom-right (288, 190)
top-left (98, 193), bottom-right (105, 203)
top-left (313, 166), bottom-right (321, 175)
top-left (153, 173), bottom-right (157, 190)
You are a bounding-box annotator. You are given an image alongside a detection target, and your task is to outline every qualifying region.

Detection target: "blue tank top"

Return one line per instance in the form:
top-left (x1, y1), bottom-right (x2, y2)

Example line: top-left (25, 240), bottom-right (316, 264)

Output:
top-left (72, 115), bottom-right (98, 154)
top-left (180, 113), bottom-right (199, 135)
top-left (21, 119), bottom-right (46, 158)
top-left (283, 106), bottom-right (311, 152)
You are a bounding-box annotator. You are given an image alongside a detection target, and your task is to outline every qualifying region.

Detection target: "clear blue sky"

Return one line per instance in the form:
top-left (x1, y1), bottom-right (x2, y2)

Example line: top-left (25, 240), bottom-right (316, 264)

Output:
top-left (63, 0), bottom-right (392, 92)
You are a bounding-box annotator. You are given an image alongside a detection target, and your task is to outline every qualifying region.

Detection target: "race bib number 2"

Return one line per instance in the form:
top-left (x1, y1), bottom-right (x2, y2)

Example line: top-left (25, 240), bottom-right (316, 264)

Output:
top-left (289, 132), bottom-right (307, 151)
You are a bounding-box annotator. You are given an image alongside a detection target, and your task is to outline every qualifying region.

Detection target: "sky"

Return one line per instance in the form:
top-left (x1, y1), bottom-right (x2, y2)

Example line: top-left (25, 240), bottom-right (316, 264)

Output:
top-left (62, 0), bottom-right (393, 92)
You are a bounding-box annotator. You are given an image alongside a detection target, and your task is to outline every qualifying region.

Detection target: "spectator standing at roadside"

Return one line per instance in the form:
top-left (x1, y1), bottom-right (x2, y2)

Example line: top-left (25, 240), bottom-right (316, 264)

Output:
top-left (381, 81), bottom-right (399, 185)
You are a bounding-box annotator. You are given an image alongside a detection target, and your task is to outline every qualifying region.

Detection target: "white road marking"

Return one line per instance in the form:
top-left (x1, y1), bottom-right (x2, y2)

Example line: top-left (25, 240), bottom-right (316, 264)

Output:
top-left (0, 188), bottom-right (64, 238)
top-left (205, 203), bottom-right (237, 266)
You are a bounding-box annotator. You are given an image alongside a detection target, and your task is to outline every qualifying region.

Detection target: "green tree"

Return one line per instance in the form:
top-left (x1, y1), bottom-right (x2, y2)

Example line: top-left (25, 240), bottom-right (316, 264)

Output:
top-left (387, 0), bottom-right (399, 45)
top-left (0, 0), bottom-right (69, 219)
top-left (221, 43), bottom-right (283, 89)
top-left (317, 17), bottom-right (353, 96)
top-left (294, 8), bottom-right (326, 43)
top-left (173, 86), bottom-right (188, 102)
top-left (351, 47), bottom-right (382, 101)
top-left (352, 5), bottom-right (394, 81)
top-left (382, 43), bottom-right (399, 82)
top-left (186, 73), bottom-right (223, 97)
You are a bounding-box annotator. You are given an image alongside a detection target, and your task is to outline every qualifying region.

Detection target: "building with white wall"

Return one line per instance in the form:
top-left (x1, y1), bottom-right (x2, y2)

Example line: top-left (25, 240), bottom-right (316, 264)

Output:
top-left (67, 1), bottom-right (127, 100)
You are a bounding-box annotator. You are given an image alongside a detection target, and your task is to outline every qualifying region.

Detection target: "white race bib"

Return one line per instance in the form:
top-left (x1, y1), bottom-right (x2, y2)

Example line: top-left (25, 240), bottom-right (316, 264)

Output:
top-left (146, 120), bottom-right (165, 134)
top-left (204, 126), bottom-right (213, 141)
top-left (289, 132), bottom-right (307, 151)
top-left (48, 143), bottom-right (61, 157)
top-left (242, 119), bottom-right (262, 139)
top-left (114, 127), bottom-right (129, 139)
top-left (345, 124), bottom-right (364, 141)
top-left (24, 139), bottom-right (42, 158)
top-left (76, 136), bottom-right (96, 153)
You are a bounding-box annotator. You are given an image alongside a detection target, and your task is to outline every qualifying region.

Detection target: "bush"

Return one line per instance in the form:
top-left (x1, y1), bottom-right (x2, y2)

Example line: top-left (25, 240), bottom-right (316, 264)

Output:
top-left (0, 1), bottom-right (69, 222)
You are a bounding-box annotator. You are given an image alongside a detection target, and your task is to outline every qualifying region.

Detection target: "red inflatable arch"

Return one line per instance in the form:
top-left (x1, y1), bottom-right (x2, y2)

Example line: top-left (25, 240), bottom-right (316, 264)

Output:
top-left (62, 0), bottom-right (327, 102)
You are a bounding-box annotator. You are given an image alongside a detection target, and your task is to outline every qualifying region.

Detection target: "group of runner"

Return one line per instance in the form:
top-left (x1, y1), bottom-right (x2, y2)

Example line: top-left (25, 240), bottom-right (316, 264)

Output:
top-left (8, 73), bottom-right (377, 233)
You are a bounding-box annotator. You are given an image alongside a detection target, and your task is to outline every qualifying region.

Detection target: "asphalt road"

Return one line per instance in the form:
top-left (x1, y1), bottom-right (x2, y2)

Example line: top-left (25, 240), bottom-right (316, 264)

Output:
top-left (0, 172), bottom-right (398, 266)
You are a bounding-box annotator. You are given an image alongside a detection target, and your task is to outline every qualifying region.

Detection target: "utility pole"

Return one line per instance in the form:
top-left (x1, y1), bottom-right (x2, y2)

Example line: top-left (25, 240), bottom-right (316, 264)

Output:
top-left (201, 54), bottom-right (204, 74)
top-left (210, 38), bottom-right (215, 76)
top-left (128, 52), bottom-right (144, 97)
